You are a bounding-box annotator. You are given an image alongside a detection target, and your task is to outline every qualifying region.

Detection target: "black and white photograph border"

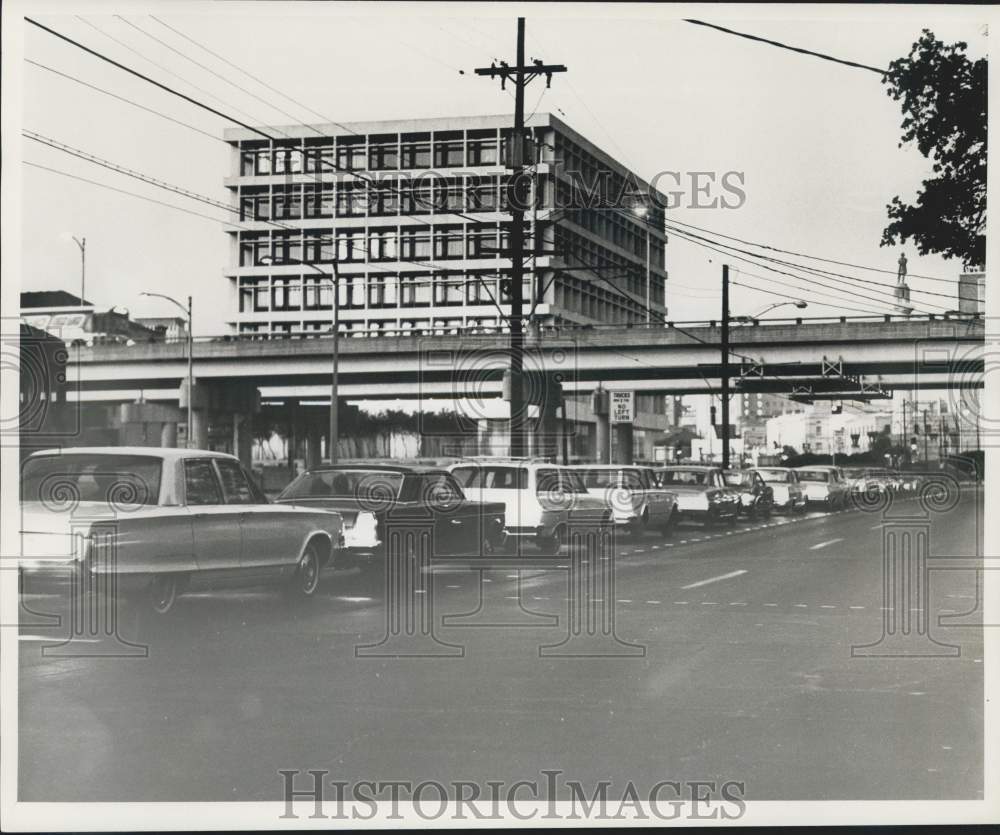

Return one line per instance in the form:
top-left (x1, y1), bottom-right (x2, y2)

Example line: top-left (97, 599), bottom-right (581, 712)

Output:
top-left (0, 0), bottom-right (997, 829)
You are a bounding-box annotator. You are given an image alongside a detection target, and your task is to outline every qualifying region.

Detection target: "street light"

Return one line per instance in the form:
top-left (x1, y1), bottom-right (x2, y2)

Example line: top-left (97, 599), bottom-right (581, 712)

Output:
top-left (259, 255), bottom-right (340, 464)
top-left (630, 196), bottom-right (652, 324)
top-left (140, 291), bottom-right (193, 448)
top-left (733, 300), bottom-right (808, 323)
top-left (61, 233), bottom-right (86, 306)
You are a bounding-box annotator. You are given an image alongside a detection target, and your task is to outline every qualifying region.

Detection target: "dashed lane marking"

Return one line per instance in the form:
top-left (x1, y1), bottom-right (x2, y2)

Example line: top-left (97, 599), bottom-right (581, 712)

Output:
top-left (646, 600), bottom-right (661, 604)
top-left (681, 569), bottom-right (747, 590)
top-left (674, 601), bottom-right (689, 605)
top-left (700, 601), bottom-right (719, 605)
top-left (810, 538), bottom-right (844, 551)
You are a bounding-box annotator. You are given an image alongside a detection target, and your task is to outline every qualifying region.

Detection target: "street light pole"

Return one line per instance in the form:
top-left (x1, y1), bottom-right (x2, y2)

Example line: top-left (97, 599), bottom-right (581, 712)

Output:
top-left (721, 264), bottom-right (731, 469)
top-left (71, 236), bottom-right (85, 306)
top-left (140, 291), bottom-right (194, 448)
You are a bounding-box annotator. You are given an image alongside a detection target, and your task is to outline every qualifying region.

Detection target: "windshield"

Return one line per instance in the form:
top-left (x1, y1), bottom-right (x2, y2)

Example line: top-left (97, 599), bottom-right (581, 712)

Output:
top-left (722, 471), bottom-right (752, 488)
top-left (536, 469), bottom-right (588, 494)
top-left (797, 470), bottom-right (830, 483)
top-left (279, 469), bottom-right (404, 502)
top-left (659, 469), bottom-right (710, 486)
top-left (21, 454), bottom-right (162, 506)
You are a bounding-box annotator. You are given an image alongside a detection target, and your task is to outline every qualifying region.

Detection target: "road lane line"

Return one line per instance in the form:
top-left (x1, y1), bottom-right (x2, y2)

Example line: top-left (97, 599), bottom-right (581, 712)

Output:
top-left (700, 601), bottom-right (719, 605)
top-left (810, 538), bottom-right (844, 551)
top-left (646, 600), bottom-right (661, 604)
top-left (764, 603), bottom-right (778, 607)
top-left (681, 569), bottom-right (747, 590)
top-left (794, 603), bottom-right (808, 608)
top-left (820, 604), bottom-right (836, 609)
top-left (674, 601), bottom-right (689, 605)
top-left (849, 605), bottom-right (865, 610)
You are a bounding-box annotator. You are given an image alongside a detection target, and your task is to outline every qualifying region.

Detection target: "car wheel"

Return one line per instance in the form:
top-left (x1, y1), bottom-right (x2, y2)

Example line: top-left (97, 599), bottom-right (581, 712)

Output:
top-left (660, 506), bottom-right (678, 536)
top-left (147, 573), bottom-right (181, 616)
top-left (285, 542), bottom-right (321, 600)
top-left (536, 526), bottom-right (565, 556)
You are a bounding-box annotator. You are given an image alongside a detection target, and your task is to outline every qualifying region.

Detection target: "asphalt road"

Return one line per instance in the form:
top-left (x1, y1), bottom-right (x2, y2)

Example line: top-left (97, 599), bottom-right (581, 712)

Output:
top-left (17, 487), bottom-right (984, 802)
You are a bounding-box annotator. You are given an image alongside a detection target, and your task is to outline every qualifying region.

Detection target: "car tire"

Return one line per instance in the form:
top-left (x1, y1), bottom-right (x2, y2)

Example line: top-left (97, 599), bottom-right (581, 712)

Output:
top-left (147, 573), bottom-right (182, 616)
top-left (660, 507), bottom-right (678, 536)
top-left (536, 526), bottom-right (565, 556)
top-left (285, 542), bottom-right (322, 600)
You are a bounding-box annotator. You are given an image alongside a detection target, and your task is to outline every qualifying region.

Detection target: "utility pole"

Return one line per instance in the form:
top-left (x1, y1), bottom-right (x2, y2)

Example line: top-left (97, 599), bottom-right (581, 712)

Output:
top-left (476, 17), bottom-right (565, 457)
top-left (721, 264), bottom-right (731, 469)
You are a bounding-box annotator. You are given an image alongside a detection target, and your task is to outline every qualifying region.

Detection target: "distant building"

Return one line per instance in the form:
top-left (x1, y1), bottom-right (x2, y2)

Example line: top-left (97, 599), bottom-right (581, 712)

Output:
top-left (21, 290), bottom-right (161, 345)
top-left (132, 314), bottom-right (188, 342)
top-left (958, 267), bottom-right (985, 314)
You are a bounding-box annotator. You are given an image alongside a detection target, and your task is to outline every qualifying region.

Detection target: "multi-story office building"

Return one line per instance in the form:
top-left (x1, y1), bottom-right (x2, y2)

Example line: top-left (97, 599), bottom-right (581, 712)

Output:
top-left (223, 114), bottom-right (668, 338)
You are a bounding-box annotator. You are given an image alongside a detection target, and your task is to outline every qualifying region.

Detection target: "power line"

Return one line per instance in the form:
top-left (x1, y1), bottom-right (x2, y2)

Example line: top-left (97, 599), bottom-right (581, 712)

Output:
top-left (24, 160), bottom-right (231, 225)
top-left (115, 15), bottom-right (313, 128)
top-left (26, 17), bottom-right (274, 141)
top-left (148, 15), bottom-right (351, 131)
top-left (663, 223), bottom-right (938, 315)
top-left (731, 278), bottom-right (900, 318)
top-left (662, 215), bottom-right (957, 284)
top-left (24, 58), bottom-right (223, 142)
top-left (684, 19), bottom-right (887, 75)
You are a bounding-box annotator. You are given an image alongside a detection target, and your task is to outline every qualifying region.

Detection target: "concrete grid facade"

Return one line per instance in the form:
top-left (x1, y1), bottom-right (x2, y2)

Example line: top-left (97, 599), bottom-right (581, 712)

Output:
top-left (223, 113), bottom-right (669, 338)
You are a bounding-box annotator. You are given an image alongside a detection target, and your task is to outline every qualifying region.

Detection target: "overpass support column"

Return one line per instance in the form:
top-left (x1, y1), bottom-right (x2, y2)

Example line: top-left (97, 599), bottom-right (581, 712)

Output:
top-left (305, 423), bottom-right (322, 470)
top-left (160, 421), bottom-right (177, 448)
top-left (613, 423), bottom-right (634, 465)
top-left (234, 414), bottom-right (253, 470)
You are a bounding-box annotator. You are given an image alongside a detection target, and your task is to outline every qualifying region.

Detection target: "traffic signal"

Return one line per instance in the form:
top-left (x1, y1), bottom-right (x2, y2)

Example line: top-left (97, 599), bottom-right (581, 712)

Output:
top-left (710, 405), bottom-right (717, 426)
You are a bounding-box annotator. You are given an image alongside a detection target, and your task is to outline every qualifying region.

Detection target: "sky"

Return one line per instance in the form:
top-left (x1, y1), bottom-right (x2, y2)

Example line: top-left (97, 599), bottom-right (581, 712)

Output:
top-left (15, 3), bottom-right (987, 334)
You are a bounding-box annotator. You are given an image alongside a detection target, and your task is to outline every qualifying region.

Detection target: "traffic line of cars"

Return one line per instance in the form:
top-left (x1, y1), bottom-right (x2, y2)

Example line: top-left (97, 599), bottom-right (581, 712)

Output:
top-left (16, 448), bottom-right (932, 617)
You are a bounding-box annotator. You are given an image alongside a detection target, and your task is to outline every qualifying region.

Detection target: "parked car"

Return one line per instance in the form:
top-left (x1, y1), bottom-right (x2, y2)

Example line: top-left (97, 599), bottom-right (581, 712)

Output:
top-left (752, 467), bottom-right (807, 513)
top-left (276, 464), bottom-right (506, 561)
top-left (18, 447), bottom-right (345, 615)
top-left (570, 465), bottom-right (679, 536)
top-left (722, 469), bottom-right (774, 518)
top-left (654, 465), bottom-right (741, 524)
top-left (794, 466), bottom-right (850, 509)
top-left (448, 459), bottom-right (611, 555)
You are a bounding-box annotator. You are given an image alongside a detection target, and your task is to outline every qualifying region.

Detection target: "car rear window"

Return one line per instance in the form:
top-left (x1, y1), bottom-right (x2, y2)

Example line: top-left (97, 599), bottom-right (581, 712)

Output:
top-left (280, 469), bottom-right (404, 501)
top-left (452, 466), bottom-right (527, 489)
top-left (22, 454), bottom-right (162, 506)
top-left (659, 469), bottom-right (709, 486)
top-left (797, 470), bottom-right (830, 483)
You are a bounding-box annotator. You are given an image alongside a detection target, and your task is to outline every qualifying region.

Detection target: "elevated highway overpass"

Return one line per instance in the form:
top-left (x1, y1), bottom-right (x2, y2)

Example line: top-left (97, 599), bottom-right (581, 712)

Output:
top-left (67, 315), bottom-right (987, 403)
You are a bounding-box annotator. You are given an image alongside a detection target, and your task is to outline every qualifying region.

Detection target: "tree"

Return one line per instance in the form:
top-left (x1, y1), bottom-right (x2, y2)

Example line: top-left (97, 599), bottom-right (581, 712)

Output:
top-left (881, 30), bottom-right (986, 266)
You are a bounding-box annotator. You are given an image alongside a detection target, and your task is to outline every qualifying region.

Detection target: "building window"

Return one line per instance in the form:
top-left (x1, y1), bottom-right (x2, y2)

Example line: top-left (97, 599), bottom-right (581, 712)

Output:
top-left (272, 277), bottom-right (302, 311)
top-left (337, 183), bottom-right (366, 217)
top-left (338, 276), bottom-right (364, 309)
top-left (240, 143), bottom-right (271, 176)
top-left (467, 224), bottom-right (498, 258)
top-left (437, 177), bottom-right (465, 213)
top-left (433, 273), bottom-right (466, 306)
top-left (400, 229), bottom-right (431, 261)
top-left (272, 185), bottom-right (301, 220)
top-left (304, 139), bottom-right (334, 174)
top-left (239, 232), bottom-right (270, 266)
top-left (272, 231), bottom-right (302, 265)
top-left (401, 181), bottom-right (432, 214)
top-left (467, 176), bottom-right (498, 212)
top-left (303, 230), bottom-right (335, 264)
top-left (240, 186), bottom-right (270, 222)
top-left (369, 135), bottom-right (398, 170)
top-left (401, 133), bottom-right (430, 169)
top-left (369, 229), bottom-right (397, 261)
top-left (433, 132), bottom-right (464, 167)
top-left (466, 273), bottom-right (494, 305)
top-left (336, 137), bottom-right (365, 171)
top-left (369, 182), bottom-right (399, 216)
top-left (303, 183), bottom-right (333, 219)
top-left (434, 225), bottom-right (465, 259)
top-left (468, 132), bottom-right (498, 166)
top-left (336, 230), bottom-right (366, 263)
top-left (303, 276), bottom-right (332, 310)
top-left (271, 322), bottom-right (295, 339)
top-left (400, 274), bottom-right (431, 307)
top-left (274, 143), bottom-right (303, 174)
top-left (239, 278), bottom-right (270, 313)
top-left (368, 275), bottom-right (398, 308)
